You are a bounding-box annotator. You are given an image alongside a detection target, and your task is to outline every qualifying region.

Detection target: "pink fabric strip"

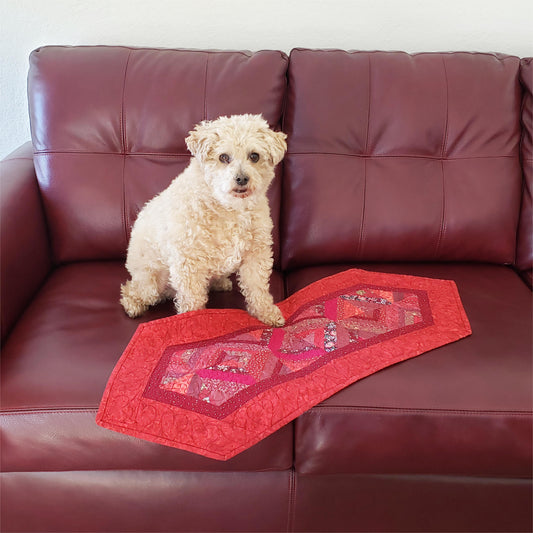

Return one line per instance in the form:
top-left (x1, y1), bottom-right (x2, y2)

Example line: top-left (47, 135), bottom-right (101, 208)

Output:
top-left (196, 368), bottom-right (256, 385)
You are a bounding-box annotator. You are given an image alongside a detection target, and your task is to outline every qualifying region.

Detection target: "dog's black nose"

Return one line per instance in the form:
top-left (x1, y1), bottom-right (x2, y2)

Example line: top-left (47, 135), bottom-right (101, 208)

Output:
top-left (236, 173), bottom-right (249, 186)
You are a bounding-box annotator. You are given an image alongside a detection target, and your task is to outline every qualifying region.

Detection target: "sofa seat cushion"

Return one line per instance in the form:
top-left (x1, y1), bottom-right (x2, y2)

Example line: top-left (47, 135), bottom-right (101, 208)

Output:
top-left (2, 470), bottom-right (293, 533)
top-left (1, 261), bottom-right (291, 472)
top-left (286, 263), bottom-right (532, 477)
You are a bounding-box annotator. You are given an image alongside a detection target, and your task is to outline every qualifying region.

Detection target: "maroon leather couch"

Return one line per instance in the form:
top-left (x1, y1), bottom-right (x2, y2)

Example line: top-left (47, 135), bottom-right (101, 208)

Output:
top-left (1, 46), bottom-right (532, 532)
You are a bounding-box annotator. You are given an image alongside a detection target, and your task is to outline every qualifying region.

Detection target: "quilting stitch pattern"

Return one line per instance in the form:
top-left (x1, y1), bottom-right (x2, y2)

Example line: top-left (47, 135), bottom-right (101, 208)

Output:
top-left (96, 268), bottom-right (472, 460)
top-left (144, 285), bottom-right (431, 419)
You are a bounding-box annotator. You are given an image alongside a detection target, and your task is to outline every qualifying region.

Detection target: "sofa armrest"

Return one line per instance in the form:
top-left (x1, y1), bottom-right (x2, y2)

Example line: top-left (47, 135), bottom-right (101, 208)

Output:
top-left (1, 142), bottom-right (52, 343)
top-left (516, 58), bottom-right (533, 289)
top-left (518, 269), bottom-right (533, 289)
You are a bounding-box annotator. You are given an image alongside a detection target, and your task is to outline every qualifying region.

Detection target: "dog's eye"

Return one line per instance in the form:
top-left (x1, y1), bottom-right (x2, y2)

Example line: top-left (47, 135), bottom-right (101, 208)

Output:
top-left (219, 153), bottom-right (231, 164)
top-left (249, 152), bottom-right (260, 163)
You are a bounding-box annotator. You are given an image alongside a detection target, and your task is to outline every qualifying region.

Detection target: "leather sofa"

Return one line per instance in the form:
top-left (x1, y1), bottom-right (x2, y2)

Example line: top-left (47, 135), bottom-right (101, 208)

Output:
top-left (1, 46), bottom-right (532, 532)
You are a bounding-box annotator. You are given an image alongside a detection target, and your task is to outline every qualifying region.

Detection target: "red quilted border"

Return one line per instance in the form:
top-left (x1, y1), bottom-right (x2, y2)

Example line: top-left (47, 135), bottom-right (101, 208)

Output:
top-left (96, 269), bottom-right (471, 460)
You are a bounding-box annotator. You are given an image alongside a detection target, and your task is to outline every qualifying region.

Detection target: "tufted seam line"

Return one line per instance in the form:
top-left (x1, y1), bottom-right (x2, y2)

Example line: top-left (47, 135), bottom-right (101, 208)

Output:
top-left (120, 51), bottom-right (132, 155)
top-left (433, 57), bottom-right (451, 259)
top-left (440, 56), bottom-right (450, 159)
top-left (364, 54), bottom-right (372, 155)
top-left (33, 151), bottom-right (191, 157)
top-left (356, 158), bottom-right (367, 259)
top-left (285, 152), bottom-right (517, 161)
top-left (357, 55), bottom-right (370, 260)
top-left (434, 160), bottom-right (447, 259)
top-left (287, 467), bottom-right (297, 532)
top-left (203, 52), bottom-right (209, 120)
top-left (120, 50), bottom-right (133, 247)
top-left (31, 150), bottom-right (519, 161)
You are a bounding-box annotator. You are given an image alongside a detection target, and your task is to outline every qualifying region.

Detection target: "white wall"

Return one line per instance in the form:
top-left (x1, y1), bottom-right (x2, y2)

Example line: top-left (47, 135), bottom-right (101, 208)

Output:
top-left (1, 0), bottom-right (532, 159)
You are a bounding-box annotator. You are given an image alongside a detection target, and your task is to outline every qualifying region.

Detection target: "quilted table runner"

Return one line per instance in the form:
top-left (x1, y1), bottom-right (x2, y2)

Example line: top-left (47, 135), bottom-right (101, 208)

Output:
top-left (96, 269), bottom-right (471, 460)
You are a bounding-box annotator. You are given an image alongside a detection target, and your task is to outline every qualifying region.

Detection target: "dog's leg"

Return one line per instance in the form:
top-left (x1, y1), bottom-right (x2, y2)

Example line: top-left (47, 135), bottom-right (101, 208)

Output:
top-left (238, 256), bottom-right (285, 327)
top-left (210, 275), bottom-right (233, 292)
top-left (120, 275), bottom-right (162, 318)
top-left (170, 267), bottom-right (210, 314)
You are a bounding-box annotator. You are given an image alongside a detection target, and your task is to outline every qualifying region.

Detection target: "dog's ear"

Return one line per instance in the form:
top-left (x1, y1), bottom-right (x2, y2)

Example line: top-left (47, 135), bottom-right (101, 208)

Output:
top-left (263, 129), bottom-right (287, 166)
top-left (185, 121), bottom-right (219, 163)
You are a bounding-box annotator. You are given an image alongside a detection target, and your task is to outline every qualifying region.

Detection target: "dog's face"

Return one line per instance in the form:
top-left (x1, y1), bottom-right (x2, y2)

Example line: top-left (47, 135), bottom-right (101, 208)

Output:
top-left (185, 114), bottom-right (287, 208)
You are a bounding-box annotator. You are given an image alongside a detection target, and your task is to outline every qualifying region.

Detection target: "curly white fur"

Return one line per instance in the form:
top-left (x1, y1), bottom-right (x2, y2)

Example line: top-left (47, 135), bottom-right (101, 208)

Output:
top-left (120, 114), bottom-right (287, 327)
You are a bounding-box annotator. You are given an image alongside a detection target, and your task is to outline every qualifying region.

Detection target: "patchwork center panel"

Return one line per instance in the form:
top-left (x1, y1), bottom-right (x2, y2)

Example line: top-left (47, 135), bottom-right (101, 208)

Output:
top-left (144, 285), bottom-right (432, 419)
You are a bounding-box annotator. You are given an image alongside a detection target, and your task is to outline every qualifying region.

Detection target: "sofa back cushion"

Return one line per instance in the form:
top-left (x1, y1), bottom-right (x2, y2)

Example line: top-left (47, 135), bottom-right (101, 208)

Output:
top-left (282, 49), bottom-right (523, 269)
top-left (28, 46), bottom-right (288, 263)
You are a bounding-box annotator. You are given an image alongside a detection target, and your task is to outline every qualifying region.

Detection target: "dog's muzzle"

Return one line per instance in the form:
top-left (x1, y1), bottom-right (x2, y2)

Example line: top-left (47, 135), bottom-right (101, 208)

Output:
top-left (232, 173), bottom-right (251, 198)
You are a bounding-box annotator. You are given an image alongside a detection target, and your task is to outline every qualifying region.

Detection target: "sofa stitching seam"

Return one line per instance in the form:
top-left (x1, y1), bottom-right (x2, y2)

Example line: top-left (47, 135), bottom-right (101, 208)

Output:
top-left (203, 52), bottom-right (209, 120)
top-left (284, 153), bottom-right (517, 160)
top-left (434, 57), bottom-right (450, 259)
top-left (31, 151), bottom-right (519, 161)
top-left (120, 50), bottom-right (133, 247)
top-left (357, 158), bottom-right (367, 259)
top-left (355, 54), bottom-right (371, 260)
top-left (1, 409), bottom-right (99, 415)
top-left (364, 54), bottom-right (371, 154)
top-left (33, 151), bottom-right (191, 157)
top-left (435, 160), bottom-right (447, 258)
top-left (287, 467), bottom-right (296, 532)
top-left (2, 407), bottom-right (531, 417)
top-left (306, 407), bottom-right (533, 416)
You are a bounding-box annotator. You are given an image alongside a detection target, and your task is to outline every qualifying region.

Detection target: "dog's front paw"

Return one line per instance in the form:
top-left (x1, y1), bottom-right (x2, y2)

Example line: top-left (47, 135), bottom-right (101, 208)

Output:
top-left (173, 297), bottom-right (207, 315)
top-left (255, 305), bottom-right (285, 327)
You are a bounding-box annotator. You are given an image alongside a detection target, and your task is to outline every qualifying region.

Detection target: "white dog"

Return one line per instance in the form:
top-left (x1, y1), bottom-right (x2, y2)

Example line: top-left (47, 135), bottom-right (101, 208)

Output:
top-left (120, 114), bottom-right (287, 327)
